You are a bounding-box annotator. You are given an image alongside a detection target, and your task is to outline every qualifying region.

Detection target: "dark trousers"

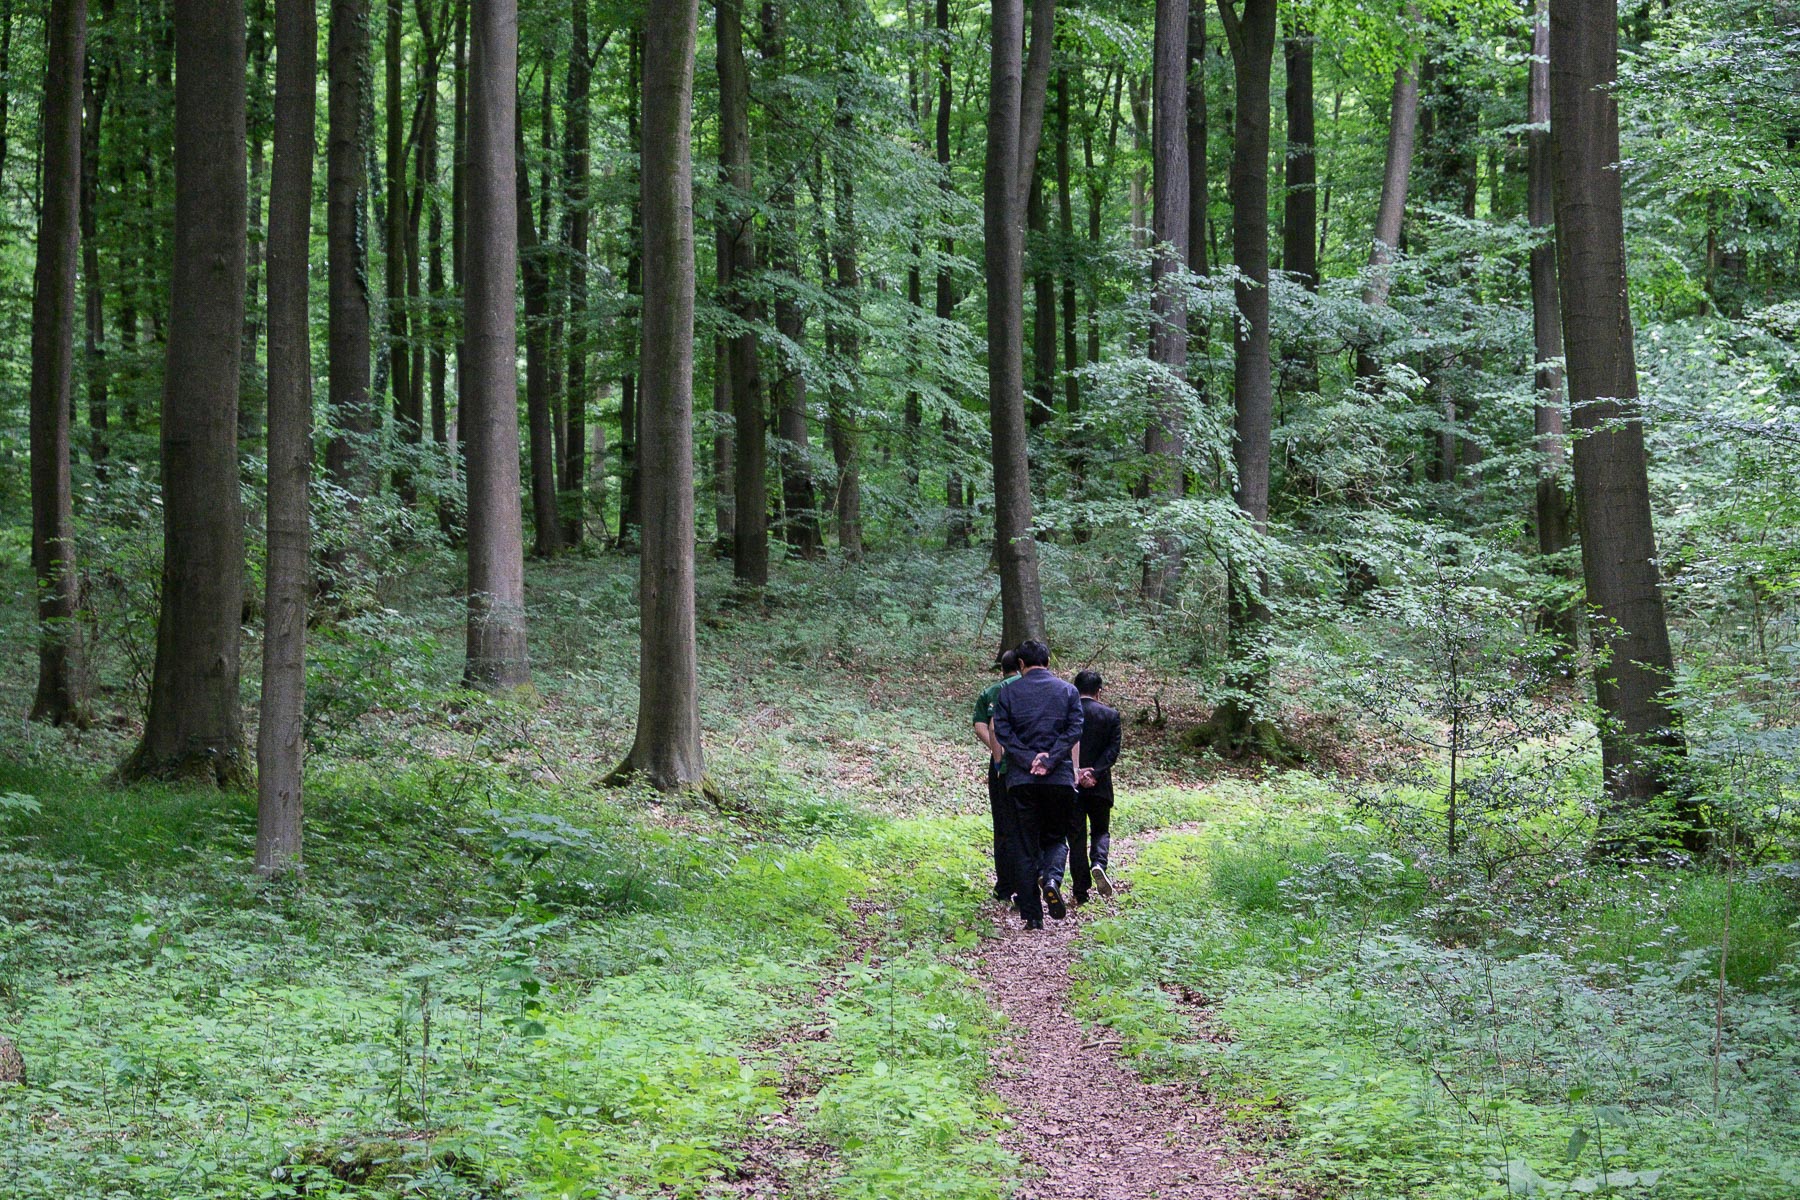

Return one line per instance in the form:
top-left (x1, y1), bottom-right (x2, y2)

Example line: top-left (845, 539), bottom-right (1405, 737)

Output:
top-left (1008, 782), bottom-right (1077, 923)
top-left (987, 761), bottom-right (1023, 899)
top-left (1071, 790), bottom-right (1113, 899)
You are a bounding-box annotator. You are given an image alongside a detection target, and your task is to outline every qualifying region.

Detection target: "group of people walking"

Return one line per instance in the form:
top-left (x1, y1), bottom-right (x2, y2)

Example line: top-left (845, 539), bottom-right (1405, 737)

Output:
top-left (972, 640), bottom-right (1123, 931)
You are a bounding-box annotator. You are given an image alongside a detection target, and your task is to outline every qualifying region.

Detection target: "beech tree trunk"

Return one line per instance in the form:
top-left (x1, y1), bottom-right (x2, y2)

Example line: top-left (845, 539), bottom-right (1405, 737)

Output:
top-left (462, 0), bottom-right (531, 689)
top-left (719, 0), bottom-right (766, 584)
top-left (28, 0), bottom-right (87, 727)
top-left (764, 0), bottom-right (817, 557)
top-left (829, 59), bottom-right (864, 561)
top-left (1549, 0), bottom-right (1686, 827)
top-left (984, 0), bottom-right (1055, 646)
top-left (518, 119), bottom-right (563, 559)
top-left (1186, 4), bottom-right (1207, 278)
top-left (257, 0), bottom-right (317, 876)
top-left (559, 0), bottom-right (590, 545)
top-left (1282, 24), bottom-right (1316, 290)
top-left (938, 0), bottom-right (969, 549)
top-left (1529, 0), bottom-right (1574, 647)
top-left (441, 0), bottom-right (467, 543)
top-left (619, 0), bottom-right (706, 789)
top-left (121, 0), bottom-right (248, 784)
top-left (1357, 52), bottom-right (1419, 380)
top-left (1028, 175), bottom-right (1056, 430)
top-left (385, 0), bottom-right (416, 505)
top-left (80, 38), bottom-right (107, 470)
top-left (1142, 0), bottom-right (1190, 604)
top-left (617, 25), bottom-right (643, 544)
top-left (1210, 0), bottom-right (1278, 747)
top-left (1054, 66), bottom-right (1079, 419)
top-left (326, 0), bottom-right (376, 583)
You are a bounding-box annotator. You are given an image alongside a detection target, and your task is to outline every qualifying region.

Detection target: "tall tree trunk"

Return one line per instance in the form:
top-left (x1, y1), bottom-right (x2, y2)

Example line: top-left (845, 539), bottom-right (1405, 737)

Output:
top-left (937, 0), bottom-right (968, 549)
top-left (1054, 65), bottom-right (1078, 418)
top-left (257, 0), bottom-right (317, 877)
top-left (1550, 0), bottom-right (1687, 832)
top-left (1528, 0), bottom-right (1573, 647)
top-left (29, 0), bottom-right (87, 727)
top-left (326, 0), bottom-right (376, 585)
top-left (617, 25), bottom-right (642, 544)
top-left (829, 38), bottom-right (864, 561)
top-left (1357, 52), bottom-right (1419, 379)
top-left (242, 0), bottom-right (270, 444)
top-left (81, 30), bottom-right (107, 469)
top-left (1142, 0), bottom-right (1190, 605)
top-left (1207, 0), bottom-right (1278, 750)
top-left (1281, 23), bottom-right (1315, 290)
top-left (121, 0), bottom-right (248, 782)
top-left (984, 0), bottom-right (1055, 646)
top-left (462, 0), bottom-right (531, 689)
top-left (763, 2), bottom-right (817, 559)
top-left (440, 0), bottom-right (467, 542)
top-left (719, 0), bottom-right (766, 583)
top-left (711, 330), bottom-right (734, 553)
top-left (560, 0), bottom-right (590, 545)
top-left (1027, 174), bottom-right (1056, 430)
top-left (517, 118), bottom-right (563, 558)
top-left (385, 0), bottom-right (416, 505)
top-left (1186, 3), bottom-right (1208, 277)
top-left (619, 0), bottom-right (705, 790)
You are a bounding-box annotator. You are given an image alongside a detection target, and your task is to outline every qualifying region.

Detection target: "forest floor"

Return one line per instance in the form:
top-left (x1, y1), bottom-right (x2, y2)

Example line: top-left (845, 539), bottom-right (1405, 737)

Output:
top-left (976, 832), bottom-right (1248, 1200)
top-left (1, 550), bottom-right (1796, 1199)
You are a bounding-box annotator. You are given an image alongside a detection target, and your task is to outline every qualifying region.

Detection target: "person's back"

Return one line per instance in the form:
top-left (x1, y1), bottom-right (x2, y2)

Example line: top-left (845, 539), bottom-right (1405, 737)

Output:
top-left (991, 641), bottom-right (1083, 928)
top-left (1078, 694), bottom-right (1121, 796)
top-left (992, 668), bottom-right (1083, 789)
top-left (1072, 671), bottom-right (1122, 899)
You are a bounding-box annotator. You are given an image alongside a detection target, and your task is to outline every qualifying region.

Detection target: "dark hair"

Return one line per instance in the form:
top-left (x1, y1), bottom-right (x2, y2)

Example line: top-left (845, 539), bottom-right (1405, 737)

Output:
top-left (1015, 639), bottom-right (1050, 668)
top-left (993, 648), bottom-right (1019, 673)
top-left (1073, 670), bottom-right (1103, 696)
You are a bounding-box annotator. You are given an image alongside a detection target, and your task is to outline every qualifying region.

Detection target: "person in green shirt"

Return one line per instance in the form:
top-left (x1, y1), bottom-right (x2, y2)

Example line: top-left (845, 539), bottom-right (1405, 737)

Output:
top-left (972, 648), bottom-right (1021, 902)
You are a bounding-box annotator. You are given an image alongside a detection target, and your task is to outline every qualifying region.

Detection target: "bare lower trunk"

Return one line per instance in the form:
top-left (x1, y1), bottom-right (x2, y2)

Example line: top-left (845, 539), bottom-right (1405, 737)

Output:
top-left (620, 0), bottom-right (706, 789)
top-left (385, 0), bottom-right (416, 505)
top-left (829, 53), bottom-right (864, 561)
top-left (1142, 0), bottom-right (1190, 605)
top-left (326, 0), bottom-right (375, 585)
top-left (719, 0), bottom-right (766, 584)
top-left (518, 131), bottom-right (563, 559)
top-left (121, 0), bottom-right (249, 784)
top-left (937, 0), bottom-right (968, 549)
top-left (984, 0), bottom-right (1054, 645)
top-left (616, 26), bottom-right (643, 544)
top-left (1212, 0), bottom-right (1277, 745)
top-left (462, 0), bottom-right (530, 689)
top-left (1550, 0), bottom-right (1686, 832)
top-left (559, 0), bottom-right (590, 545)
top-left (1282, 26), bottom-right (1316, 290)
top-left (1529, 0), bottom-right (1574, 647)
top-left (29, 0), bottom-right (87, 727)
top-left (257, 0), bottom-right (317, 876)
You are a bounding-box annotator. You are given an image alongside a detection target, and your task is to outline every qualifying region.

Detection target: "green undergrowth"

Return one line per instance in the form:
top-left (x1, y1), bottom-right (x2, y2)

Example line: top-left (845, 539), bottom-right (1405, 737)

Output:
top-left (1073, 779), bottom-right (1800, 1199)
top-left (0, 757), bottom-right (1011, 1199)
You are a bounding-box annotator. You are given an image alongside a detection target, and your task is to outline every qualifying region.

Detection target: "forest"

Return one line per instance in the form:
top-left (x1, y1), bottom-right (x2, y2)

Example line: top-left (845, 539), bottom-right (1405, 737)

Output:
top-left (1, 0), bottom-right (1797, 1196)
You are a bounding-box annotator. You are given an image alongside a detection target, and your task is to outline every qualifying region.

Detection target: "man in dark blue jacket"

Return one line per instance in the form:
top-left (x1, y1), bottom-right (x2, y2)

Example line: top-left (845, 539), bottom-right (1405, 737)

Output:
top-left (991, 640), bottom-right (1083, 927)
top-left (1073, 670), bottom-right (1122, 899)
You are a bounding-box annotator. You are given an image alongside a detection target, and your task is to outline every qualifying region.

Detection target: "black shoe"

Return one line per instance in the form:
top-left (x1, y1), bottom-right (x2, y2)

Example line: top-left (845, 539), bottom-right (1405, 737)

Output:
top-left (1073, 892), bottom-right (1089, 906)
top-left (1042, 880), bottom-right (1067, 921)
top-left (1024, 918), bottom-right (1044, 930)
top-left (1093, 865), bottom-right (1114, 897)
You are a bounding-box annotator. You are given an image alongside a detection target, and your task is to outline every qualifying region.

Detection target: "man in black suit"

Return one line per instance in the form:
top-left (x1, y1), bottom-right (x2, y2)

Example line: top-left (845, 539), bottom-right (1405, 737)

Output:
top-left (1073, 670), bottom-right (1121, 899)
top-left (991, 640), bottom-right (1084, 927)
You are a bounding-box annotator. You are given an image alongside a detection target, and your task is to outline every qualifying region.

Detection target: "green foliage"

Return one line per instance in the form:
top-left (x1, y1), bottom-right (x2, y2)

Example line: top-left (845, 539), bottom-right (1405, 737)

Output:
top-left (1073, 785), bottom-right (1800, 1200)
